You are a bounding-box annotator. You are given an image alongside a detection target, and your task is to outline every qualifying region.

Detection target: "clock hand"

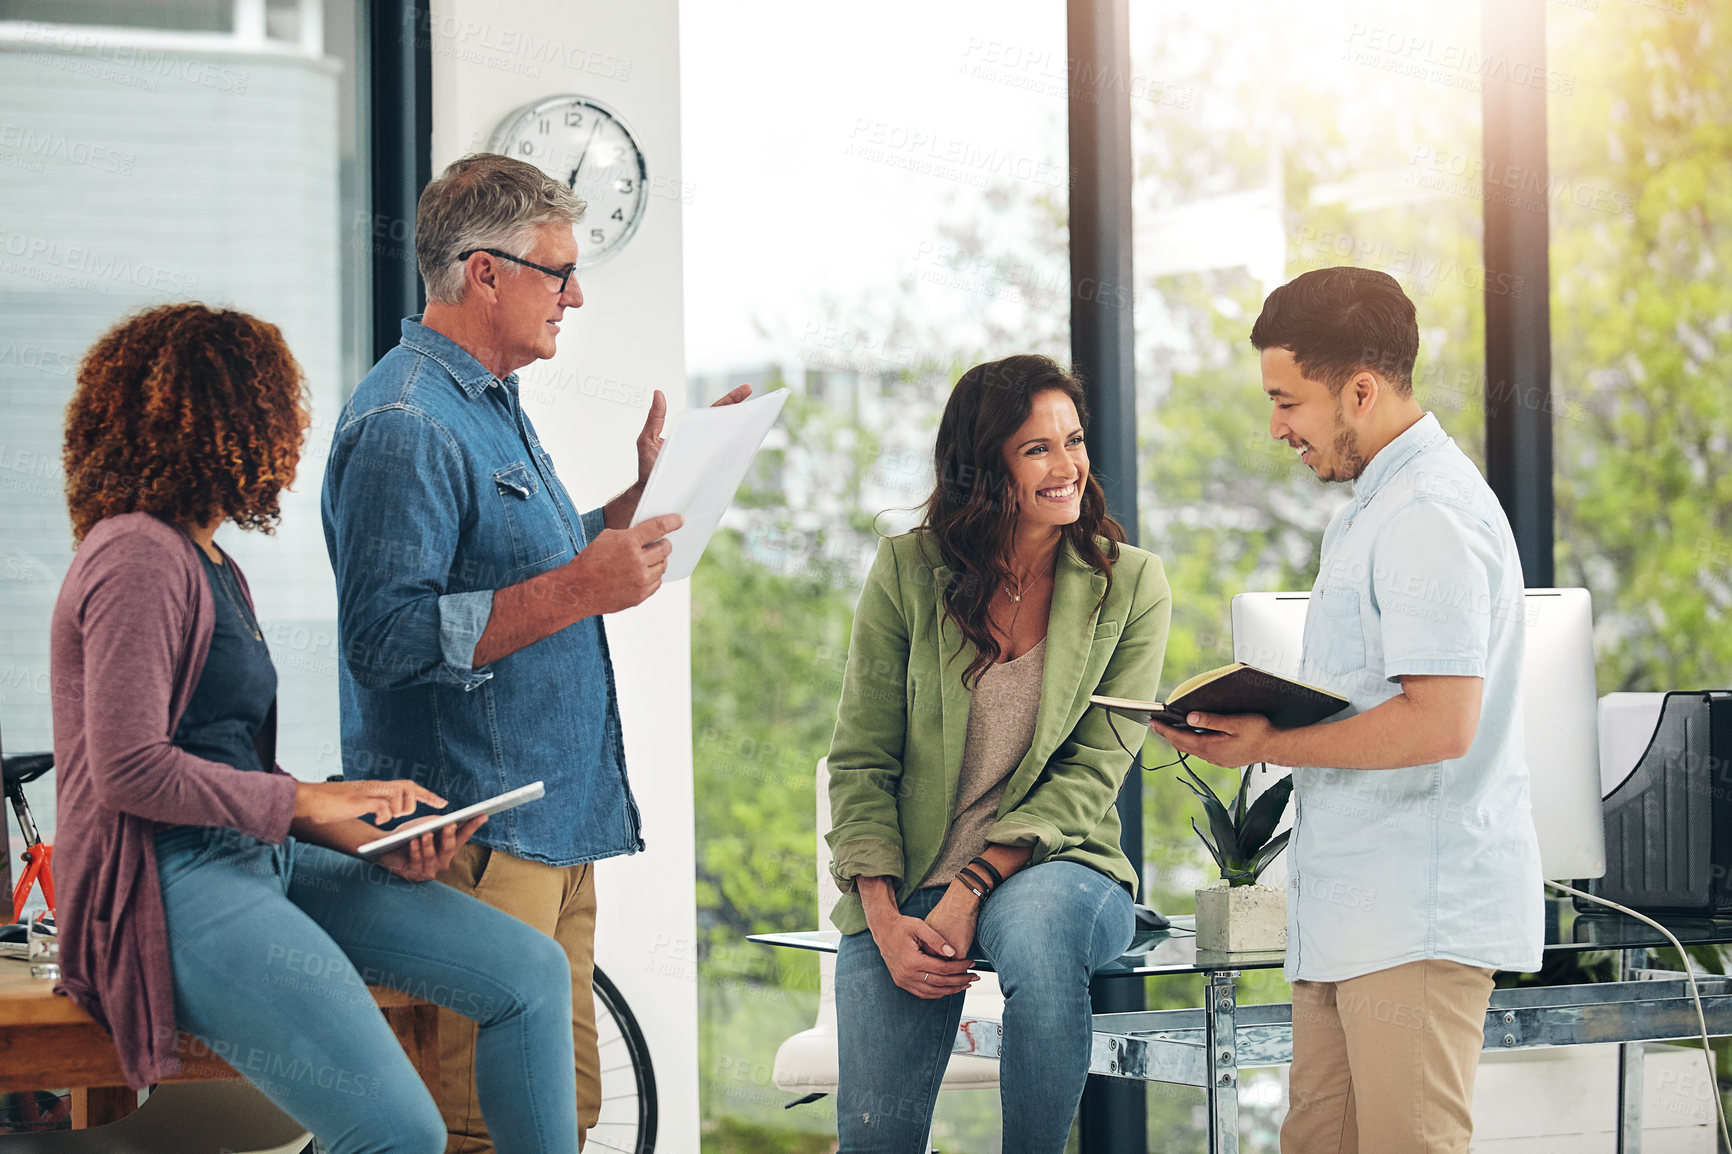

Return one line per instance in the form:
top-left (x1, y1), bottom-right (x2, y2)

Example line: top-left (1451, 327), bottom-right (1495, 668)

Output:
top-left (566, 119), bottom-right (605, 189)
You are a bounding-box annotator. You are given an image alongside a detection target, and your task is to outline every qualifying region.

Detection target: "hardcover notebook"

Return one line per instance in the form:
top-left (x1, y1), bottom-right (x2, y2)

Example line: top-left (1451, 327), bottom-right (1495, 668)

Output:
top-left (1091, 663), bottom-right (1349, 732)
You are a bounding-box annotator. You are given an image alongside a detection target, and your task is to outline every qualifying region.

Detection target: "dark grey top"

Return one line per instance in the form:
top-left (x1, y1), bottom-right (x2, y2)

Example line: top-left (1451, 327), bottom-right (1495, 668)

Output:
top-left (170, 549), bottom-right (276, 775)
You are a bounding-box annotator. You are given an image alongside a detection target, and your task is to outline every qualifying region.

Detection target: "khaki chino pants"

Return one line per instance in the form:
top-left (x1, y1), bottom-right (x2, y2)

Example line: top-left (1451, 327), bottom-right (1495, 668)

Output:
top-left (435, 842), bottom-right (601, 1153)
top-left (1282, 959), bottom-right (1496, 1154)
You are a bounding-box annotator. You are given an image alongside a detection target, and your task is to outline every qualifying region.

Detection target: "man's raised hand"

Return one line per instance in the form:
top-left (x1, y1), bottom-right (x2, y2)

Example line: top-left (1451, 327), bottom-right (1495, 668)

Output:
top-left (633, 385), bottom-right (754, 488)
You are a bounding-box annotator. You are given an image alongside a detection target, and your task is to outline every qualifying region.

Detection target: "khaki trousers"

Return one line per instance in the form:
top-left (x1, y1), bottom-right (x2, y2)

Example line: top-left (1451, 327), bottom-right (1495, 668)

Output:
top-left (1281, 959), bottom-right (1495, 1154)
top-left (435, 843), bottom-right (600, 1153)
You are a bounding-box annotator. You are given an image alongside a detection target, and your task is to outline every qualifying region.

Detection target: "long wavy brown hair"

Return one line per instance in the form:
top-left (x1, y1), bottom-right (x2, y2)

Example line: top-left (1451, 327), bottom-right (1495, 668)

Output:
top-left (63, 304), bottom-right (309, 545)
top-left (919, 354), bottom-right (1125, 686)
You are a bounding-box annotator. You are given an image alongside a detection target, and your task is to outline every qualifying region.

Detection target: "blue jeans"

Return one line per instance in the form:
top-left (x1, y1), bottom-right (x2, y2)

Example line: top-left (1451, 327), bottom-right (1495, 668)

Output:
top-left (834, 860), bottom-right (1135, 1154)
top-left (154, 827), bottom-right (579, 1154)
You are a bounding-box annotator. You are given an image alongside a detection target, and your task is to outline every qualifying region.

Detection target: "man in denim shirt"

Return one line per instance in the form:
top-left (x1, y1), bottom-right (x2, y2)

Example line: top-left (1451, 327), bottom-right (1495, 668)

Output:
top-left (1153, 268), bottom-right (1542, 1154)
top-left (322, 153), bottom-right (746, 1152)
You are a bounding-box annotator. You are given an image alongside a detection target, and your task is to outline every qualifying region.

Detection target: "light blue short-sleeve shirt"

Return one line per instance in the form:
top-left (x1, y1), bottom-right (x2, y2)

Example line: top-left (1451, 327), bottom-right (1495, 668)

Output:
top-left (1287, 412), bottom-right (1544, 982)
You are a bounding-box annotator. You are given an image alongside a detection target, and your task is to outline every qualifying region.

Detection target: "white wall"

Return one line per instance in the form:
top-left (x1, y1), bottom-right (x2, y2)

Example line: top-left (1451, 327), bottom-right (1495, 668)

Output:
top-left (428, 2), bottom-right (699, 1148)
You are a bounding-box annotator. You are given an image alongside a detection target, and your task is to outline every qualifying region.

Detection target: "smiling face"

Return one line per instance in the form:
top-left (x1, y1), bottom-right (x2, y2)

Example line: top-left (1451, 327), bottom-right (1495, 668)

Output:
top-left (1261, 347), bottom-right (1367, 483)
top-left (492, 221), bottom-right (584, 371)
top-left (1001, 388), bottom-right (1089, 528)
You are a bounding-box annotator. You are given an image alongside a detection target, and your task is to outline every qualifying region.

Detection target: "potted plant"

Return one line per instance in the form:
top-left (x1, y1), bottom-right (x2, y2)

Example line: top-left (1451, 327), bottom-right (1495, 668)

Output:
top-left (1181, 764), bottom-right (1293, 953)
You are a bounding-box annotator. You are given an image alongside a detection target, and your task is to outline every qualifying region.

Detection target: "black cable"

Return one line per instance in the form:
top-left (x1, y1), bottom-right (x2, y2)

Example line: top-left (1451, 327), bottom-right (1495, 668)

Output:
top-left (1100, 706), bottom-right (1193, 773)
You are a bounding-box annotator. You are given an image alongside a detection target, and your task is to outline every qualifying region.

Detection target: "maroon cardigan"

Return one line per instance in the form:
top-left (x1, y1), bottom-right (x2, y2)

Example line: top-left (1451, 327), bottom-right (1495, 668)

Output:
top-left (49, 513), bottom-right (298, 1088)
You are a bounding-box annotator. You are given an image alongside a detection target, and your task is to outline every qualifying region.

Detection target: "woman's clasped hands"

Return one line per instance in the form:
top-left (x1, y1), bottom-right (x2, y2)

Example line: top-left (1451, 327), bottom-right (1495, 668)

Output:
top-left (862, 879), bottom-right (979, 1000)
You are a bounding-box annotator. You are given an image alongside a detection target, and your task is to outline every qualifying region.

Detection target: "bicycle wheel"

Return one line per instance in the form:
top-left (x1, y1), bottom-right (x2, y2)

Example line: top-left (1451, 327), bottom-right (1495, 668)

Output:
top-left (588, 965), bottom-right (657, 1154)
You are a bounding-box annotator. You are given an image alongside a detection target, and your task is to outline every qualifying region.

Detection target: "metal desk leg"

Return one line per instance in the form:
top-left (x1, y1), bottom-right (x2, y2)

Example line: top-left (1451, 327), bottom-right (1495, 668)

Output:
top-left (1204, 969), bottom-right (1240, 1154)
top-left (1617, 947), bottom-right (1646, 1154)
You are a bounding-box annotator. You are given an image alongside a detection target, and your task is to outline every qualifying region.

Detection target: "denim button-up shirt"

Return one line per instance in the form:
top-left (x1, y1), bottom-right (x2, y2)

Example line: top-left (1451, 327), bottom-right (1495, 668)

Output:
top-left (1287, 413), bottom-right (1543, 982)
top-left (320, 317), bottom-right (642, 866)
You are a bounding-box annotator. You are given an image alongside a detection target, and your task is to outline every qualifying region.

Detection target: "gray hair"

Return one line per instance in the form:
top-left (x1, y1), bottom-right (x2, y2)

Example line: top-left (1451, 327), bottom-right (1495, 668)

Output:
top-left (415, 153), bottom-right (587, 305)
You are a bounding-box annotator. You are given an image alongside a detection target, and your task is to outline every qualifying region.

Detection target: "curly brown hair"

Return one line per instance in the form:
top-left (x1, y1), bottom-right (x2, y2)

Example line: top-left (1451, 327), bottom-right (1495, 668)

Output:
top-left (63, 303), bottom-right (309, 544)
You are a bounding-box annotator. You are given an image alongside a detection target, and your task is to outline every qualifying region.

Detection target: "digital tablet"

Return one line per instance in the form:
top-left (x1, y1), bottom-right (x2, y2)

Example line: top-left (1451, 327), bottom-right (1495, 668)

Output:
top-left (355, 781), bottom-right (545, 860)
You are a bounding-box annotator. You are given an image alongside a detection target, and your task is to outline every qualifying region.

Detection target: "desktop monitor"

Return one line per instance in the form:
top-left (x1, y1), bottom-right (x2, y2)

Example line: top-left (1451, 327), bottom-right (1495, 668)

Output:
top-left (1230, 589), bottom-right (1607, 881)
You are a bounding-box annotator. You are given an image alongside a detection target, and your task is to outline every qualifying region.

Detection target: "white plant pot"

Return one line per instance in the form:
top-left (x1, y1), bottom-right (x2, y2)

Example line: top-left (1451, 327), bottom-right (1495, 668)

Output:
top-left (1194, 882), bottom-right (1287, 953)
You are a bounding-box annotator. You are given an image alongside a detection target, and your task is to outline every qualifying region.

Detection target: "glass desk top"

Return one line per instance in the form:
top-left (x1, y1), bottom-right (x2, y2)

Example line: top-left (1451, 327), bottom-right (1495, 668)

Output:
top-left (749, 897), bottom-right (1732, 977)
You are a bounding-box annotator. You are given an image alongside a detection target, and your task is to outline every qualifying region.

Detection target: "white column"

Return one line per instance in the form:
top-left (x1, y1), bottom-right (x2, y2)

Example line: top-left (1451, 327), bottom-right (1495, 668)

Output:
top-left (232, 0), bottom-right (266, 47)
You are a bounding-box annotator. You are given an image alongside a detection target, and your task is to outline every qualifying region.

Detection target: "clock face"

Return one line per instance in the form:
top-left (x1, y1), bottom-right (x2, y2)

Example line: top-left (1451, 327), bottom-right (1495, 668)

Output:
top-left (488, 96), bottom-right (648, 269)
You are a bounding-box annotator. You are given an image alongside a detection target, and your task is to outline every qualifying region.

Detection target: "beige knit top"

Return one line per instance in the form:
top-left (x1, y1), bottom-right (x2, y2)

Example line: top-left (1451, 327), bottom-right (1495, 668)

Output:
top-left (918, 635), bottom-right (1048, 889)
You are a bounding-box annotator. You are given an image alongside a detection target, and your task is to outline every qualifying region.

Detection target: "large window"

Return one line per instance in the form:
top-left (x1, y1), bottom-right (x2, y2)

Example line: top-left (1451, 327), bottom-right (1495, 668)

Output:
top-left (1126, 0), bottom-right (1486, 1144)
top-left (0, 0), bottom-right (371, 893)
top-left (681, 3), bottom-right (1067, 1150)
top-left (683, 0), bottom-right (1721, 1149)
top-left (1549, 0), bottom-right (1732, 692)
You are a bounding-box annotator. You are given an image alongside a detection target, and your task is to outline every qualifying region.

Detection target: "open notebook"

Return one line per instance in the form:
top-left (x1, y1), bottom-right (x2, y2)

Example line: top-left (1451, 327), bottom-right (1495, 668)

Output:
top-left (1091, 663), bottom-right (1348, 732)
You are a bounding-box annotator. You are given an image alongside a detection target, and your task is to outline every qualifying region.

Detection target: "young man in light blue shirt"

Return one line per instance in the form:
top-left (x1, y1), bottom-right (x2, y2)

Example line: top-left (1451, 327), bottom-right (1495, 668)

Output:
top-left (1152, 266), bottom-right (1543, 1154)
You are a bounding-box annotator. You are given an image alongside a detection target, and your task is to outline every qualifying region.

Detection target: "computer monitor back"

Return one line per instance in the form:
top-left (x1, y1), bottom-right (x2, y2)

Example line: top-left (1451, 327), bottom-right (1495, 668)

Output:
top-left (1230, 589), bottom-right (1607, 881)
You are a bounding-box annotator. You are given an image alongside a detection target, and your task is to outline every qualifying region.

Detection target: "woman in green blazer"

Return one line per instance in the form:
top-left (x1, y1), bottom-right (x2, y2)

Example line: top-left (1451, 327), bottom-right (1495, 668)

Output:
top-left (827, 354), bottom-right (1172, 1153)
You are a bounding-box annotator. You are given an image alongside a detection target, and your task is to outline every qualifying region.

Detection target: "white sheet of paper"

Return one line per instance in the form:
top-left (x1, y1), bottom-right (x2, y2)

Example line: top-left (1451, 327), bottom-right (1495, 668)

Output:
top-left (629, 388), bottom-right (789, 581)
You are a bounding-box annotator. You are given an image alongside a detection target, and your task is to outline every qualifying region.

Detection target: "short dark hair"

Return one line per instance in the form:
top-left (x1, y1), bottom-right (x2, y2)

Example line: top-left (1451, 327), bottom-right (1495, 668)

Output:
top-left (1249, 267), bottom-right (1418, 395)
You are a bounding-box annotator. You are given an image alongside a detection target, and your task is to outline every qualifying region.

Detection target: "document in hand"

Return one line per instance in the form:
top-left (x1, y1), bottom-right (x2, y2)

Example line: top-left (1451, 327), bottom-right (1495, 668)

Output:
top-left (1091, 664), bottom-right (1349, 732)
top-left (630, 388), bottom-right (790, 581)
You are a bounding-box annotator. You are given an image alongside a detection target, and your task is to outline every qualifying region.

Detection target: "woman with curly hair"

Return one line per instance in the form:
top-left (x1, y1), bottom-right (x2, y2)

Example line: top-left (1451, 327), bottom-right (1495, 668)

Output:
top-left (825, 354), bottom-right (1172, 1153)
top-left (51, 304), bottom-right (581, 1153)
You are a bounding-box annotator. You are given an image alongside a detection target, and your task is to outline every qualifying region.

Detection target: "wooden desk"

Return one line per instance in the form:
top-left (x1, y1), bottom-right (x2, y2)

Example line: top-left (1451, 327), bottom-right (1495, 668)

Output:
top-left (0, 960), bottom-right (438, 1127)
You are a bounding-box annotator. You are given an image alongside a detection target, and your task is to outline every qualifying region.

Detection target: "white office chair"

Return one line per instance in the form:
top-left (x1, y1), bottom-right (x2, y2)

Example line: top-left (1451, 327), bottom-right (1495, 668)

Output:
top-left (772, 759), bottom-right (1005, 1103)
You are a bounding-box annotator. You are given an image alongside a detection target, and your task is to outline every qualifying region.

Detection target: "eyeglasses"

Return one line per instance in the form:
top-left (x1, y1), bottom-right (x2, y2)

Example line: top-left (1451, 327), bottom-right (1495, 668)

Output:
top-left (456, 248), bottom-right (578, 295)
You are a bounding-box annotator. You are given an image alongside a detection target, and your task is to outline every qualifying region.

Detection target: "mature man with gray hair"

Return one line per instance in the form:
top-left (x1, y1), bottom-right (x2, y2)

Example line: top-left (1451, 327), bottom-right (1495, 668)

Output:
top-left (322, 152), bottom-right (747, 1151)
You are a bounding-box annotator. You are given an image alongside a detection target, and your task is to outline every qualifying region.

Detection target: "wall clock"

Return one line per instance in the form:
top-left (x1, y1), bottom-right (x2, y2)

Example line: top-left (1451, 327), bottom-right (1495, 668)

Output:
top-left (488, 95), bottom-right (648, 268)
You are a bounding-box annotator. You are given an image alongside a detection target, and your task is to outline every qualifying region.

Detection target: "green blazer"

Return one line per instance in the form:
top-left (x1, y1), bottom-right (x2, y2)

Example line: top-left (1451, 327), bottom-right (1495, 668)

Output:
top-left (825, 530), bottom-right (1172, 935)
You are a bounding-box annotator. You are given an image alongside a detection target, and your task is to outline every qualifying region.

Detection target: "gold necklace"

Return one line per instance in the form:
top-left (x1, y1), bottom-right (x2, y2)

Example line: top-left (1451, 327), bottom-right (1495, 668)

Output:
top-left (1002, 568), bottom-right (1049, 603)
